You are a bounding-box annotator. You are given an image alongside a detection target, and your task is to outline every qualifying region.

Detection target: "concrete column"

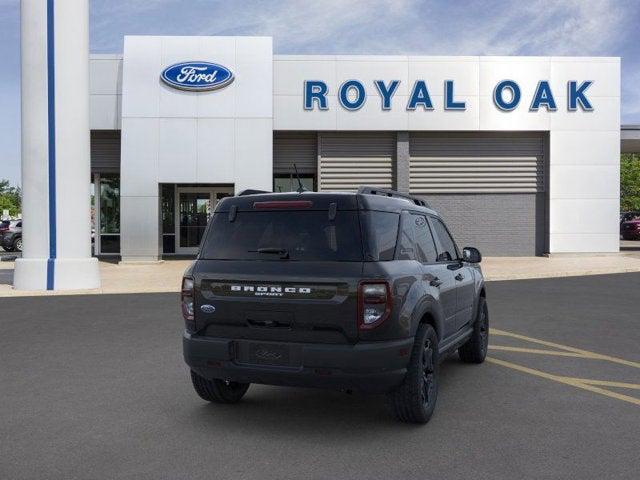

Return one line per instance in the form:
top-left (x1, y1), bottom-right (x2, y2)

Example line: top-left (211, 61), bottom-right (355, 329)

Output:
top-left (396, 131), bottom-right (410, 194)
top-left (14, 0), bottom-right (100, 290)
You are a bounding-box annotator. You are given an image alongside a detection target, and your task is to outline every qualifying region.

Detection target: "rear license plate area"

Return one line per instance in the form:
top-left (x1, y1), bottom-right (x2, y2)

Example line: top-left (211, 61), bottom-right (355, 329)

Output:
top-left (235, 341), bottom-right (300, 368)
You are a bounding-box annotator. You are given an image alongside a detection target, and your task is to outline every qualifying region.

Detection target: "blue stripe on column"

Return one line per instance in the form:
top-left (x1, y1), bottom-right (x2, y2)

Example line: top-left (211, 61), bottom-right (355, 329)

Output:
top-left (46, 0), bottom-right (56, 290)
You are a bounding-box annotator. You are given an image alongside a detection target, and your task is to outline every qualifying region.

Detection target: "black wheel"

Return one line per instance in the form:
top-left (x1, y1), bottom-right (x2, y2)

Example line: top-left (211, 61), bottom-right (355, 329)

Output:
top-left (13, 237), bottom-right (22, 253)
top-left (387, 324), bottom-right (439, 424)
top-left (458, 296), bottom-right (489, 364)
top-left (190, 370), bottom-right (250, 404)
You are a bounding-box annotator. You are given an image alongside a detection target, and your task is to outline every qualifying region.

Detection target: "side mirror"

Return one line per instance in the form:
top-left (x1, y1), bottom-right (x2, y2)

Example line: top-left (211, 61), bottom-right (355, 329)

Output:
top-left (462, 247), bottom-right (482, 263)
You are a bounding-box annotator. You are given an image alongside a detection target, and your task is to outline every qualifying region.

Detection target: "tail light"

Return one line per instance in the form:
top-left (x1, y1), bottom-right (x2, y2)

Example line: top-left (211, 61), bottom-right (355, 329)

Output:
top-left (358, 281), bottom-right (392, 330)
top-left (181, 277), bottom-right (195, 324)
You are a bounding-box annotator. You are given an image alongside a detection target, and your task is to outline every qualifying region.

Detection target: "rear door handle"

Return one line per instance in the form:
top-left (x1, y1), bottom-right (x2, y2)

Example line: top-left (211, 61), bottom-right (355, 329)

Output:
top-left (429, 277), bottom-right (443, 287)
top-left (455, 273), bottom-right (464, 281)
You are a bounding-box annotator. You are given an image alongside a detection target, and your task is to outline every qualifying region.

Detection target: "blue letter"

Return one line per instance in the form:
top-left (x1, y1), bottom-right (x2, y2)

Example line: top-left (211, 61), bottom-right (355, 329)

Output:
top-left (339, 80), bottom-right (366, 110)
top-left (407, 81), bottom-right (433, 110)
top-left (444, 80), bottom-right (466, 110)
top-left (530, 81), bottom-right (557, 111)
top-left (374, 80), bottom-right (400, 110)
top-left (568, 81), bottom-right (593, 111)
top-left (304, 80), bottom-right (328, 110)
top-left (493, 80), bottom-right (521, 111)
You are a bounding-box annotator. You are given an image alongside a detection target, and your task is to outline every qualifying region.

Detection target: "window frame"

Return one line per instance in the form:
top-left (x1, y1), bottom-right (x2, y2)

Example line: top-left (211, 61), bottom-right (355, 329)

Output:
top-left (427, 215), bottom-right (461, 263)
top-left (408, 212), bottom-right (439, 265)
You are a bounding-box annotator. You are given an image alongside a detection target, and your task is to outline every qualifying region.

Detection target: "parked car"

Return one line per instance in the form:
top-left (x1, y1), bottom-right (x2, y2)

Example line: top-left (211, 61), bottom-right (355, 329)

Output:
top-left (1, 220), bottom-right (22, 252)
top-left (181, 187), bottom-right (488, 424)
top-left (621, 213), bottom-right (640, 240)
top-left (620, 211), bottom-right (640, 224)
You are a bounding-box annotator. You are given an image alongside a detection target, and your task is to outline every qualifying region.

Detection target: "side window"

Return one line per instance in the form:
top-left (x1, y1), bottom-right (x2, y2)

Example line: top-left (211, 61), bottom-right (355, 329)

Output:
top-left (412, 214), bottom-right (438, 263)
top-left (396, 213), bottom-right (416, 260)
top-left (430, 217), bottom-right (459, 262)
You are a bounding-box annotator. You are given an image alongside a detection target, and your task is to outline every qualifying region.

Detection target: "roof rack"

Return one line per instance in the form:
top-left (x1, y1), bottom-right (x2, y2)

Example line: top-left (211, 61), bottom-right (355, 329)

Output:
top-left (357, 186), bottom-right (430, 208)
top-left (237, 189), bottom-right (271, 196)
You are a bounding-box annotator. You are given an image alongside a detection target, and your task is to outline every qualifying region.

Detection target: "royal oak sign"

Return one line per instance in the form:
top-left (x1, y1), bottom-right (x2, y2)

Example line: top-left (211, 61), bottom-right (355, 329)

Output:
top-left (303, 79), bottom-right (594, 112)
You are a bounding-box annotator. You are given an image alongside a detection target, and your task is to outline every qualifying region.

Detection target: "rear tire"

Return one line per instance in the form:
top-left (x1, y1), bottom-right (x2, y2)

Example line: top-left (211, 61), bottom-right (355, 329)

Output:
top-left (190, 370), bottom-right (250, 404)
top-left (458, 297), bottom-right (489, 364)
top-left (386, 324), bottom-right (439, 424)
top-left (13, 237), bottom-right (22, 253)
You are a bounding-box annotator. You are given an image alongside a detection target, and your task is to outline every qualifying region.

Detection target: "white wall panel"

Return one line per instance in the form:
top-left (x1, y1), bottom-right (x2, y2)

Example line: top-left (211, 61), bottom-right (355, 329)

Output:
top-left (158, 118), bottom-right (197, 182)
top-left (121, 37), bottom-right (161, 118)
top-left (120, 118), bottom-right (158, 197)
top-left (197, 119), bottom-right (235, 183)
top-left (90, 94), bottom-right (121, 130)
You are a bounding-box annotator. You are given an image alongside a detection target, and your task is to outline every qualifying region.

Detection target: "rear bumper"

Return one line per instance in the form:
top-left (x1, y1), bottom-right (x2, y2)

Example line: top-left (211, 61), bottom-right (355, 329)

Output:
top-left (183, 332), bottom-right (413, 394)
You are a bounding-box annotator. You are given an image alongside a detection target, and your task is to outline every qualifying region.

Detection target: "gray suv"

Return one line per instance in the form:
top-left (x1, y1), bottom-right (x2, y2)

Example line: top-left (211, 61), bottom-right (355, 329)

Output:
top-left (182, 187), bottom-right (488, 423)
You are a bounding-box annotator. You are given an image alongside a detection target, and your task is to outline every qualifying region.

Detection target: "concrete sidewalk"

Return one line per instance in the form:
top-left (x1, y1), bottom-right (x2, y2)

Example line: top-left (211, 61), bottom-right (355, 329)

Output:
top-left (2, 253), bottom-right (640, 296)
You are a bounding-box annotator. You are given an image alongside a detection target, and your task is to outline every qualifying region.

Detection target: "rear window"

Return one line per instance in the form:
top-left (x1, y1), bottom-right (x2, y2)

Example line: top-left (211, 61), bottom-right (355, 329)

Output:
top-left (200, 210), bottom-right (363, 261)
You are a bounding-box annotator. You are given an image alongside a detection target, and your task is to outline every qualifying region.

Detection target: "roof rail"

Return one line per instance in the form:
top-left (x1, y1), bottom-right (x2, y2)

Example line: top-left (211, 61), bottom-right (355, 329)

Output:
top-left (357, 186), bottom-right (430, 208)
top-left (236, 189), bottom-right (271, 196)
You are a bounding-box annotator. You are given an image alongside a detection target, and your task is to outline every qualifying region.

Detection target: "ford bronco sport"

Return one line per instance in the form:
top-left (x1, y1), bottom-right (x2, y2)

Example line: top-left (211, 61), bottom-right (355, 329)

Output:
top-left (182, 187), bottom-right (488, 423)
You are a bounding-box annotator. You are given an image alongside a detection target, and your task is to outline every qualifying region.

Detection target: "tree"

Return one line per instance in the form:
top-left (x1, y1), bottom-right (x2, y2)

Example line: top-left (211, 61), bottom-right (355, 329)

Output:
top-left (621, 154), bottom-right (640, 212)
top-left (0, 179), bottom-right (22, 217)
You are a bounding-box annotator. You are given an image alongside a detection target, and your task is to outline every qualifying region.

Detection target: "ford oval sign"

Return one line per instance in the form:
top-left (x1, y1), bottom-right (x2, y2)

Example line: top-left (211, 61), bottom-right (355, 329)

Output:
top-left (160, 61), bottom-right (234, 91)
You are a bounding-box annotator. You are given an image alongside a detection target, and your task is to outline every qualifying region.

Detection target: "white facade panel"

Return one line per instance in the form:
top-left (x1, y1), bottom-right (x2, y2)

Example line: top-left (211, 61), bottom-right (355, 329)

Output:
top-left (90, 94), bottom-right (121, 130)
top-left (118, 36), bottom-right (273, 260)
top-left (234, 119), bottom-right (273, 192)
top-left (89, 43), bottom-right (621, 256)
top-left (408, 59), bottom-right (479, 97)
top-left (196, 119), bottom-right (235, 183)
top-left (120, 118), bottom-right (159, 197)
top-left (158, 118), bottom-right (197, 183)
top-left (89, 56), bottom-right (122, 95)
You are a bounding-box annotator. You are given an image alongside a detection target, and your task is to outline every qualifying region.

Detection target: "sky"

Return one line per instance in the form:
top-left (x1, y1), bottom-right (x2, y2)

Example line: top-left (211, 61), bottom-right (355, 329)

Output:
top-left (1, 0), bottom-right (640, 186)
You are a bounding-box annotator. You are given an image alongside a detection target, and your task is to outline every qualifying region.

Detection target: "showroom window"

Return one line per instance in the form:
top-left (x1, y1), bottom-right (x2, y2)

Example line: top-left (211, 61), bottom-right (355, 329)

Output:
top-left (273, 175), bottom-right (315, 193)
top-left (161, 184), bottom-right (175, 254)
top-left (99, 174), bottom-right (120, 254)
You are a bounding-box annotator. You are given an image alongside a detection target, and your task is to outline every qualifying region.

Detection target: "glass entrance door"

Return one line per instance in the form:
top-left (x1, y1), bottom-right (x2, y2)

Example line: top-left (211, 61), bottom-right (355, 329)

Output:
top-left (175, 187), bottom-right (232, 254)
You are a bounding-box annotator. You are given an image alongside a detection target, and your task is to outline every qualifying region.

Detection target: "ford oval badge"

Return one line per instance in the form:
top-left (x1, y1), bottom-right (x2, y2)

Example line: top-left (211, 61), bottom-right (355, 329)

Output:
top-left (200, 304), bottom-right (216, 314)
top-left (160, 61), bottom-right (234, 91)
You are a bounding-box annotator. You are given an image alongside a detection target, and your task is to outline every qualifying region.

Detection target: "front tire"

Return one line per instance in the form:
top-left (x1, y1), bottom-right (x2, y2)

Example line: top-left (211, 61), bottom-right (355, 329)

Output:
top-left (458, 296), bottom-right (489, 364)
top-left (387, 324), bottom-right (439, 424)
top-left (13, 237), bottom-right (22, 253)
top-left (190, 370), bottom-right (250, 404)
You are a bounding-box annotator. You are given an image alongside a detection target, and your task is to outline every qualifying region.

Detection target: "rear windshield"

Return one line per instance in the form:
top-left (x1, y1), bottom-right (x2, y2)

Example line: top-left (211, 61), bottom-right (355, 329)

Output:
top-left (200, 210), bottom-right (364, 261)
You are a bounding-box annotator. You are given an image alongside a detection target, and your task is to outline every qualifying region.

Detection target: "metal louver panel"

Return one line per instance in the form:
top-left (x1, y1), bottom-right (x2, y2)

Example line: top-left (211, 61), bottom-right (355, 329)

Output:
top-left (273, 132), bottom-right (317, 174)
top-left (319, 133), bottom-right (395, 192)
top-left (91, 130), bottom-right (121, 174)
top-left (409, 132), bottom-right (545, 194)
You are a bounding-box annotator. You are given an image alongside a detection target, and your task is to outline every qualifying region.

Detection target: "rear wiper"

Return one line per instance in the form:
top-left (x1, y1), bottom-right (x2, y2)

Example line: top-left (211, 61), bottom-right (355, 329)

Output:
top-left (249, 247), bottom-right (290, 259)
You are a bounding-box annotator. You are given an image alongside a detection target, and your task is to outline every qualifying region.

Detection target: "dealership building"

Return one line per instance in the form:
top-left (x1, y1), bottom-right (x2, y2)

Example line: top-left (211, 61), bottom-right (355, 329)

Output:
top-left (86, 35), bottom-right (621, 261)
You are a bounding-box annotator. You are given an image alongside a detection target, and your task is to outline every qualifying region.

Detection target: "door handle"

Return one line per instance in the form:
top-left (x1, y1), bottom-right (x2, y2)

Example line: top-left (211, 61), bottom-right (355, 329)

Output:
top-left (429, 277), bottom-right (443, 287)
top-left (455, 273), bottom-right (464, 281)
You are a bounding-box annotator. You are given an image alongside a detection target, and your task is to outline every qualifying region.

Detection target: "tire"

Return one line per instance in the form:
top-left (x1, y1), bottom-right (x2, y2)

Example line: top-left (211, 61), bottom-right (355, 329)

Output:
top-left (190, 370), bottom-right (250, 404)
top-left (458, 296), bottom-right (489, 364)
top-left (386, 324), bottom-right (439, 424)
top-left (13, 237), bottom-right (22, 253)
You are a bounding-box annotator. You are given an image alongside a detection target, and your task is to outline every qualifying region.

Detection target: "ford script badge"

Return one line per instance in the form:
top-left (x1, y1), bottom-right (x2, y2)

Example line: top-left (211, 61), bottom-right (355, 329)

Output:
top-left (200, 304), bottom-right (216, 314)
top-left (160, 61), bottom-right (234, 91)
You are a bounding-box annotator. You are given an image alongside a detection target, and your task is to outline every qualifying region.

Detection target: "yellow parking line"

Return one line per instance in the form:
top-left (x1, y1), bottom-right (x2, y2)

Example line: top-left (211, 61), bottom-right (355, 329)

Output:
top-left (558, 378), bottom-right (640, 390)
top-left (488, 345), bottom-right (590, 358)
top-left (486, 357), bottom-right (640, 407)
top-left (491, 328), bottom-right (640, 369)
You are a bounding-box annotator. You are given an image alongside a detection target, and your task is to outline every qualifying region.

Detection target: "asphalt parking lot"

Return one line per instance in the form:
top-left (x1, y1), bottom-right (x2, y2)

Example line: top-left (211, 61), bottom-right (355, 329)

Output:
top-left (1, 273), bottom-right (639, 480)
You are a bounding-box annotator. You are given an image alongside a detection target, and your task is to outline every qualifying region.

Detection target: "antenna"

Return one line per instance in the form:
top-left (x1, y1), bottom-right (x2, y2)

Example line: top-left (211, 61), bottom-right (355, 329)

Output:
top-left (293, 164), bottom-right (308, 193)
